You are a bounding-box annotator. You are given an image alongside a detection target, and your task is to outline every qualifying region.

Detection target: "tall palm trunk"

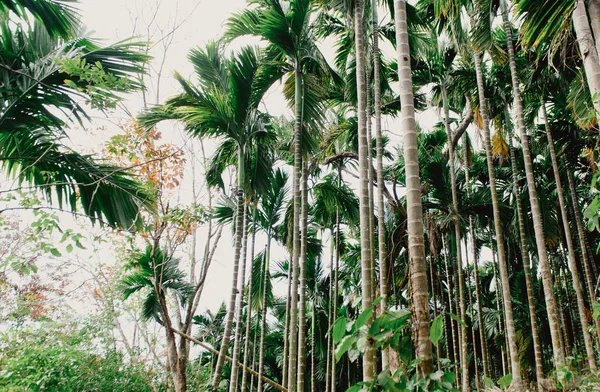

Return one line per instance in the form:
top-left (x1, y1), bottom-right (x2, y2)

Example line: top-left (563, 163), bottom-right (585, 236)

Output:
top-left (573, 0), bottom-right (600, 115)
top-left (212, 149), bottom-right (246, 390)
top-left (499, 4), bottom-right (564, 369)
top-left (588, 0), bottom-right (600, 56)
top-left (287, 66), bottom-right (303, 392)
top-left (331, 208), bottom-right (340, 391)
top-left (508, 133), bottom-right (545, 385)
top-left (229, 207), bottom-right (250, 392)
top-left (541, 102), bottom-right (597, 371)
top-left (355, 0), bottom-right (376, 380)
top-left (325, 235), bottom-right (334, 392)
top-left (442, 85), bottom-right (469, 391)
top-left (464, 145), bottom-right (489, 378)
top-left (372, 0), bottom-right (389, 371)
top-left (442, 234), bottom-right (459, 381)
top-left (472, 49), bottom-right (524, 383)
top-left (283, 262), bottom-right (291, 387)
top-left (297, 160), bottom-right (308, 391)
top-left (241, 210), bottom-right (258, 391)
top-left (257, 237), bottom-right (272, 392)
top-left (489, 238), bottom-right (507, 378)
top-left (567, 169), bottom-right (599, 324)
top-left (395, 0), bottom-right (432, 375)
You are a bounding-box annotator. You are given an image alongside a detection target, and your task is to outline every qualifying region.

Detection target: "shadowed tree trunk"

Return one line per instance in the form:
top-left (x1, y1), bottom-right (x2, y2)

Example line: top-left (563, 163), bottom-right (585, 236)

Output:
top-left (395, 0), bottom-right (432, 375)
top-left (297, 160), bottom-right (308, 391)
top-left (212, 152), bottom-right (246, 390)
top-left (540, 102), bottom-right (597, 371)
top-left (241, 208), bottom-right (258, 391)
top-left (371, 0), bottom-right (389, 371)
top-left (442, 84), bottom-right (469, 391)
top-left (573, 0), bottom-right (600, 115)
top-left (355, 0), bottom-right (376, 380)
top-left (500, 3), bottom-right (565, 371)
top-left (287, 65), bottom-right (303, 392)
top-left (229, 207), bottom-right (249, 391)
top-left (473, 47), bottom-right (528, 384)
top-left (508, 132), bottom-right (545, 385)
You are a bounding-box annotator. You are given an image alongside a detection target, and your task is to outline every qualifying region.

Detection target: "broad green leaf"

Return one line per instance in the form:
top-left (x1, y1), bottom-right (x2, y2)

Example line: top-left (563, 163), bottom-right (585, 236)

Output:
top-left (484, 376), bottom-right (495, 388)
top-left (593, 302), bottom-right (600, 320)
top-left (430, 315), bottom-right (444, 346)
top-left (335, 336), bottom-right (353, 362)
top-left (333, 317), bottom-right (348, 344)
top-left (355, 308), bottom-right (373, 330)
top-left (66, 244), bottom-right (74, 253)
top-left (50, 248), bottom-right (62, 257)
top-left (498, 374), bottom-right (513, 389)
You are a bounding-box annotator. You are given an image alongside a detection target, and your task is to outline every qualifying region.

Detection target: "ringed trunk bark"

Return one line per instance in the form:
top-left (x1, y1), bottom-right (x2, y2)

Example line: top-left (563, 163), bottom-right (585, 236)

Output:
top-left (573, 0), bottom-right (600, 116)
top-left (395, 0), bottom-right (433, 376)
top-left (500, 4), bottom-right (564, 369)
top-left (355, 0), bottom-right (376, 380)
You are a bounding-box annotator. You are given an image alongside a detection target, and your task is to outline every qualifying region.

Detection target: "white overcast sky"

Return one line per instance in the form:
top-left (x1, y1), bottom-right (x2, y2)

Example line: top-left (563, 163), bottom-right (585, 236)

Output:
top-left (65, 0), bottom-right (450, 315)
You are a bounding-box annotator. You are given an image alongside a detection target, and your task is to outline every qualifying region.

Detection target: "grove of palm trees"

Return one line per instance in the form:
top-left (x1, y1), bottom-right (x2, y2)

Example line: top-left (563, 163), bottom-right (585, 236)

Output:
top-left (3, 0), bottom-right (600, 391)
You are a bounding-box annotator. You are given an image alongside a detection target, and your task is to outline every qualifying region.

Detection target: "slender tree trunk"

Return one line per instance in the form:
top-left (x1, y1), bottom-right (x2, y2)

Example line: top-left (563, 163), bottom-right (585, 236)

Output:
top-left (372, 0), bottom-right (389, 371)
top-left (472, 48), bottom-right (531, 382)
top-left (395, 0), bottom-right (432, 376)
top-left (573, 0), bottom-right (600, 115)
top-left (288, 66), bottom-right (303, 392)
top-left (355, 0), bottom-right (376, 380)
top-left (567, 169), bottom-right (600, 333)
top-left (257, 237), bottom-right (272, 392)
top-left (311, 291), bottom-right (316, 392)
top-left (241, 210), bottom-right (258, 391)
top-left (283, 261), bottom-right (291, 388)
top-left (489, 241), bottom-right (507, 379)
top-left (331, 206), bottom-right (340, 391)
top-left (250, 316), bottom-right (259, 392)
top-left (297, 160), bottom-right (309, 391)
top-left (230, 207), bottom-right (250, 391)
top-left (588, 0), bottom-right (600, 56)
top-left (366, 65), bottom-right (377, 306)
top-left (507, 134), bottom-right (545, 385)
top-left (501, 4), bottom-right (557, 381)
top-left (541, 102), bottom-right (597, 371)
top-left (212, 152), bottom-right (246, 390)
top-left (325, 231), bottom-right (334, 392)
top-left (465, 248), bottom-right (479, 389)
top-left (443, 234), bottom-right (459, 383)
top-left (442, 84), bottom-right (469, 391)
top-left (463, 138), bottom-right (490, 379)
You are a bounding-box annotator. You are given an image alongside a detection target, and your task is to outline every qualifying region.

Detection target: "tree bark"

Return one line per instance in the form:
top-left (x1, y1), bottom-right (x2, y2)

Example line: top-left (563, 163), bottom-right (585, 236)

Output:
top-left (508, 133), bottom-right (545, 385)
top-left (588, 0), bottom-right (600, 56)
top-left (211, 171), bottom-right (245, 390)
top-left (258, 237), bottom-right (273, 392)
top-left (372, 0), bottom-right (389, 371)
top-left (173, 329), bottom-right (287, 392)
top-left (229, 207), bottom-right (250, 391)
top-left (241, 210), bottom-right (258, 391)
top-left (442, 84), bottom-right (469, 391)
top-left (287, 66), bottom-right (303, 392)
top-left (500, 4), bottom-right (565, 370)
top-left (573, 0), bottom-right (600, 115)
top-left (541, 102), bottom-right (597, 371)
top-left (297, 160), bottom-right (308, 391)
top-left (472, 48), bottom-right (526, 383)
top-left (395, 0), bottom-right (432, 375)
top-left (355, 0), bottom-right (376, 381)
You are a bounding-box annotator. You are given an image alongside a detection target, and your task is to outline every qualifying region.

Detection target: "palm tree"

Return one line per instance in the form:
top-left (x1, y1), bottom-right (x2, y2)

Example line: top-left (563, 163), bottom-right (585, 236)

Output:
top-left (226, 2), bottom-right (329, 389)
top-left (120, 245), bottom-right (195, 392)
top-left (139, 43), bottom-right (274, 390)
top-left (0, 17), bottom-right (153, 229)
top-left (394, 0), bottom-right (433, 376)
top-left (0, 0), bottom-right (78, 39)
